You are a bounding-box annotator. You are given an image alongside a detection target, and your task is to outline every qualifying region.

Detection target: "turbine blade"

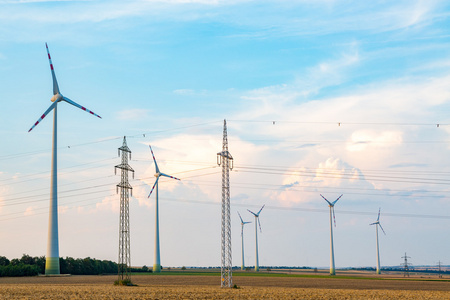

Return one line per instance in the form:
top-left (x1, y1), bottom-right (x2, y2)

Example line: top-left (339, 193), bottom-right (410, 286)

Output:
top-left (46, 43), bottom-right (60, 95)
top-left (332, 194), bottom-right (343, 206)
top-left (238, 211), bottom-right (244, 224)
top-left (244, 221), bottom-right (252, 224)
top-left (149, 145), bottom-right (160, 173)
top-left (379, 223), bottom-right (386, 235)
top-left (258, 217), bottom-right (262, 232)
top-left (62, 97), bottom-right (102, 119)
top-left (320, 194), bottom-right (332, 206)
top-left (257, 204), bottom-right (265, 215)
top-left (160, 172), bottom-right (181, 181)
top-left (28, 101), bottom-right (58, 132)
top-left (247, 209), bottom-right (257, 217)
top-left (377, 207), bottom-right (381, 222)
top-left (148, 176), bottom-right (160, 198)
top-left (332, 207), bottom-right (336, 227)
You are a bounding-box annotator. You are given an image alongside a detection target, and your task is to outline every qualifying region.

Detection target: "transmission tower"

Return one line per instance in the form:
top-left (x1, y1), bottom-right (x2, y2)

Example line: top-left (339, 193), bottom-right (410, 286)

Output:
top-left (438, 261), bottom-right (443, 278)
top-left (217, 119), bottom-right (233, 288)
top-left (401, 252), bottom-right (411, 277)
top-left (115, 136), bottom-right (134, 282)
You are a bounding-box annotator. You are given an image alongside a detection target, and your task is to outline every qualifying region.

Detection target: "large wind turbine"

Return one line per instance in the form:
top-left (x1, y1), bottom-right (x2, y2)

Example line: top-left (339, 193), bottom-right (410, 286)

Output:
top-left (320, 194), bottom-right (342, 276)
top-left (248, 205), bottom-right (265, 272)
top-left (147, 145), bottom-right (180, 273)
top-left (370, 208), bottom-right (386, 275)
top-left (28, 43), bottom-right (101, 275)
top-left (238, 212), bottom-right (251, 270)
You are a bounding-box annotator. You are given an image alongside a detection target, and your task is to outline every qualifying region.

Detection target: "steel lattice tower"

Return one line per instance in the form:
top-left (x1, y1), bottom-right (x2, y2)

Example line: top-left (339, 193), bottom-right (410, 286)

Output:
top-left (217, 119), bottom-right (233, 287)
top-left (115, 136), bottom-right (134, 281)
top-left (401, 253), bottom-right (411, 277)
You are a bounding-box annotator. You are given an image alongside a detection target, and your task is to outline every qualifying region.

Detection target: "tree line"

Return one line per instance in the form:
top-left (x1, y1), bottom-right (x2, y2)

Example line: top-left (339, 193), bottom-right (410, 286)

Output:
top-left (0, 254), bottom-right (119, 277)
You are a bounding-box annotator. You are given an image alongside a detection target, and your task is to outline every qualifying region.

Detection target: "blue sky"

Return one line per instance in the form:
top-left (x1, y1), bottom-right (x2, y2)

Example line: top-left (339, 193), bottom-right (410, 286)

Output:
top-left (1, 0), bottom-right (450, 269)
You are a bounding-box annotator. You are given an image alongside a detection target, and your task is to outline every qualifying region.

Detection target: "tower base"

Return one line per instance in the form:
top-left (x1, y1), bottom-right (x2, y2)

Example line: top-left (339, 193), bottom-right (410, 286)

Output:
top-left (153, 264), bottom-right (161, 273)
top-left (45, 257), bottom-right (60, 275)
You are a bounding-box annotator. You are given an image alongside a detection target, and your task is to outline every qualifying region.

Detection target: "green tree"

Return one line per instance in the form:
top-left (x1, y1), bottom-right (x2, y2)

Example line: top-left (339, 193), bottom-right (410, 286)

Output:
top-left (0, 256), bottom-right (10, 266)
top-left (20, 254), bottom-right (35, 265)
top-left (34, 256), bottom-right (46, 274)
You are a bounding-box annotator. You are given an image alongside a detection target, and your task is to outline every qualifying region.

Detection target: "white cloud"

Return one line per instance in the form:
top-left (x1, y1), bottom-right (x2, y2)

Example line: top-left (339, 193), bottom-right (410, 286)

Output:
top-left (273, 157), bottom-right (374, 206)
top-left (133, 184), bottom-right (153, 208)
top-left (346, 130), bottom-right (403, 152)
top-left (116, 108), bottom-right (150, 121)
top-left (173, 89), bottom-right (195, 95)
top-left (24, 206), bottom-right (36, 216)
top-left (59, 206), bottom-right (69, 214)
top-left (96, 194), bottom-right (119, 213)
top-left (172, 89), bottom-right (208, 96)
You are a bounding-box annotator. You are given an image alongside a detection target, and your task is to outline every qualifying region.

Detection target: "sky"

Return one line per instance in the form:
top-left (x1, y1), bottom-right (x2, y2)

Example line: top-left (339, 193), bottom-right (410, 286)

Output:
top-left (1, 0), bottom-right (450, 270)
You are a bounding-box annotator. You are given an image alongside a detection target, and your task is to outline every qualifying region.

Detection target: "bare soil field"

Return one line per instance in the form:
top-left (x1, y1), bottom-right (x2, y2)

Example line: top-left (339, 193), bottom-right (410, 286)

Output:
top-left (1, 274), bottom-right (450, 299)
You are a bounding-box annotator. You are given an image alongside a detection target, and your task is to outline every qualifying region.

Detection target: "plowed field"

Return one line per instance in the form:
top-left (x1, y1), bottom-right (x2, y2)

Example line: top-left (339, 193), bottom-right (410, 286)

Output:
top-left (1, 274), bottom-right (449, 299)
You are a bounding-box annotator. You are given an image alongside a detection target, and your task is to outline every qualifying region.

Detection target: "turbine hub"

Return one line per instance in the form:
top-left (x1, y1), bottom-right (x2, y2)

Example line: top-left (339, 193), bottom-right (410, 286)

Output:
top-left (154, 173), bottom-right (160, 178)
top-left (51, 93), bottom-right (63, 102)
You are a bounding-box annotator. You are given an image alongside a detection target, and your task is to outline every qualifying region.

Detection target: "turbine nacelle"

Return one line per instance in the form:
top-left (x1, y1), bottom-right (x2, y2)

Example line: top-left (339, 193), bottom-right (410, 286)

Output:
top-left (238, 211), bottom-right (251, 226)
top-left (248, 205), bottom-right (265, 232)
top-left (320, 194), bottom-right (342, 207)
top-left (51, 93), bottom-right (63, 102)
top-left (320, 194), bottom-right (342, 227)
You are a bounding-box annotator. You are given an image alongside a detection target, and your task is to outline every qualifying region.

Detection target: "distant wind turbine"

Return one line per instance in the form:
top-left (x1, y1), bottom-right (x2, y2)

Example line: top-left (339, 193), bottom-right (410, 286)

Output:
top-left (148, 145), bottom-right (180, 273)
top-left (248, 205), bottom-right (265, 272)
top-left (28, 43), bottom-right (101, 275)
top-left (238, 212), bottom-right (251, 270)
top-left (370, 208), bottom-right (386, 275)
top-left (320, 194), bottom-right (342, 276)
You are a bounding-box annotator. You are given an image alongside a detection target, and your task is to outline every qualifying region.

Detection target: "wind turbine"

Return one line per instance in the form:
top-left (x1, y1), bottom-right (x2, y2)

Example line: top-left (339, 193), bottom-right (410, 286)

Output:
top-left (147, 145), bottom-right (180, 273)
top-left (238, 212), bottom-right (251, 270)
top-left (370, 208), bottom-right (386, 275)
top-left (248, 205), bottom-right (264, 272)
top-left (320, 194), bottom-right (342, 276)
top-left (28, 43), bottom-right (101, 275)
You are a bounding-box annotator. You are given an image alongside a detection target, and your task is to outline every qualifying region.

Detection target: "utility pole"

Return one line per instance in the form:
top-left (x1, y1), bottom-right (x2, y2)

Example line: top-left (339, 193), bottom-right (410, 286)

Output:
top-left (401, 253), bottom-right (411, 277)
top-left (115, 136), bottom-right (134, 282)
top-left (217, 119), bottom-right (233, 288)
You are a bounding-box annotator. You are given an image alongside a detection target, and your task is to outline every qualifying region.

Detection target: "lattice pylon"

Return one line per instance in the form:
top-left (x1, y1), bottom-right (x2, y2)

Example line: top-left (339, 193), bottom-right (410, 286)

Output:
top-left (217, 119), bottom-right (233, 287)
top-left (115, 136), bottom-right (134, 281)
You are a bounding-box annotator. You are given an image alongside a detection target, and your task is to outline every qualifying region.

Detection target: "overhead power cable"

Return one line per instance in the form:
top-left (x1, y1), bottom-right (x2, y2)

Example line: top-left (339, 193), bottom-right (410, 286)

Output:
top-left (228, 119), bottom-right (450, 127)
top-left (2, 190), bottom-right (449, 223)
top-left (157, 197), bottom-right (450, 220)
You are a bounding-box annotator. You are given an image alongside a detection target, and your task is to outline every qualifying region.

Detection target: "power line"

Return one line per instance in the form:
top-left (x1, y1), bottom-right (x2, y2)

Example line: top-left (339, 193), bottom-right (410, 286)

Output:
top-left (0, 157), bottom-right (117, 184)
top-left (233, 168), bottom-right (450, 186)
top-left (0, 121), bottom-right (221, 161)
top-left (158, 197), bottom-right (450, 220)
top-left (2, 185), bottom-right (450, 222)
top-left (228, 119), bottom-right (450, 127)
top-left (4, 164), bottom-right (450, 210)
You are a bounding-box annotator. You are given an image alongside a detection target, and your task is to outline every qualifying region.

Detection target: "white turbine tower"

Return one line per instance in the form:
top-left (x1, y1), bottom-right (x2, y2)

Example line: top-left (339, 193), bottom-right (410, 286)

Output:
top-left (370, 208), bottom-right (386, 275)
top-left (248, 205), bottom-right (265, 272)
top-left (28, 43), bottom-right (101, 275)
top-left (238, 212), bottom-right (251, 270)
top-left (147, 145), bottom-right (180, 273)
top-left (320, 194), bottom-right (342, 276)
